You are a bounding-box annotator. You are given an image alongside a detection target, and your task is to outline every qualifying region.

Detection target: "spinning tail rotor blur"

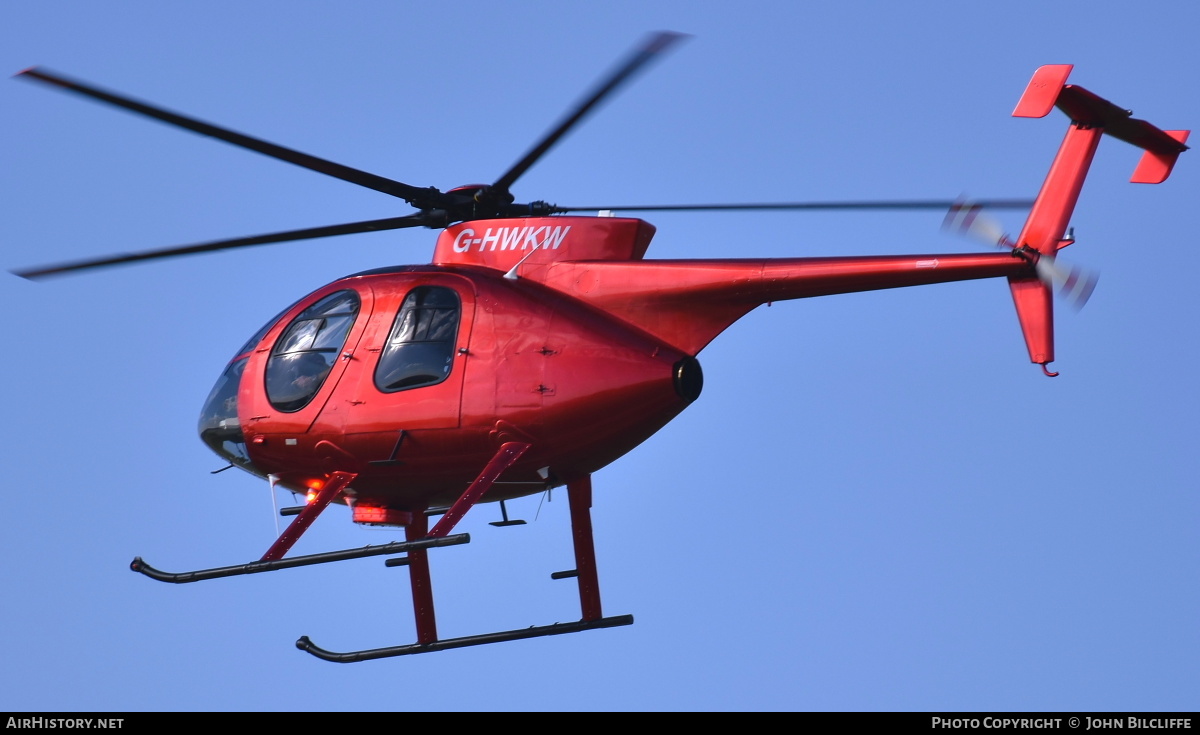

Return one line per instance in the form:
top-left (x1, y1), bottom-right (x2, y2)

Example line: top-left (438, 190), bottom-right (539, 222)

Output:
top-left (943, 200), bottom-right (1099, 311)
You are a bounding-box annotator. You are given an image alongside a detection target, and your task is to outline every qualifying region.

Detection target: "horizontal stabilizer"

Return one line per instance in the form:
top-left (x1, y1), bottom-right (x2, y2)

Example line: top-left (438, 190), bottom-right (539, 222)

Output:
top-left (1013, 65), bottom-right (1190, 184)
top-left (1131, 130), bottom-right (1191, 184)
top-left (1012, 64), bottom-right (1073, 118)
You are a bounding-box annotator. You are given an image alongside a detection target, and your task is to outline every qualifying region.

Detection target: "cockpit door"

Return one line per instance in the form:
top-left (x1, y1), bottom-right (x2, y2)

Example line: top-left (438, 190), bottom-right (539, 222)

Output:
top-left (239, 284), bottom-right (375, 436)
top-left (316, 273), bottom-right (476, 434)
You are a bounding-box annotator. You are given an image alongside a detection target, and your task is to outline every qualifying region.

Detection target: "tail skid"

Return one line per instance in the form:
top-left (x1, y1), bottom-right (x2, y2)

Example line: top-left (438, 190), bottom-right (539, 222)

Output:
top-left (1008, 65), bottom-right (1187, 374)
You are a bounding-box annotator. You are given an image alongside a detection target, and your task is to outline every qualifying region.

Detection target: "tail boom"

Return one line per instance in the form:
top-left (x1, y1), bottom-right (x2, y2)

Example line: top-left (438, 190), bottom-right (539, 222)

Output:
top-left (540, 253), bottom-right (1035, 355)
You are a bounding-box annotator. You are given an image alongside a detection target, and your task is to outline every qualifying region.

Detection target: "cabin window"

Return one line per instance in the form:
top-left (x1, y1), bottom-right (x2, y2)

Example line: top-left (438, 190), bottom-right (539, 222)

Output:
top-left (265, 290), bottom-right (361, 412)
top-left (374, 286), bottom-right (460, 392)
top-left (198, 356), bottom-right (256, 471)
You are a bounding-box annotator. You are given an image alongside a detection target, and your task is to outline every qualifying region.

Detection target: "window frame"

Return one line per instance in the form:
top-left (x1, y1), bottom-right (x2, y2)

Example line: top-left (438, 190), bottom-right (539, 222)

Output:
top-left (265, 289), bottom-right (362, 413)
top-left (373, 285), bottom-right (462, 394)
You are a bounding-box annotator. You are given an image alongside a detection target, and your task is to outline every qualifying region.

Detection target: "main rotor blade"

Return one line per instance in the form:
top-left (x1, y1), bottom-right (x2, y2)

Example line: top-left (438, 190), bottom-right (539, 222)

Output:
top-left (552, 199), bottom-right (1036, 214)
top-left (15, 67), bottom-right (445, 209)
top-left (490, 31), bottom-right (687, 197)
top-left (12, 214), bottom-right (432, 279)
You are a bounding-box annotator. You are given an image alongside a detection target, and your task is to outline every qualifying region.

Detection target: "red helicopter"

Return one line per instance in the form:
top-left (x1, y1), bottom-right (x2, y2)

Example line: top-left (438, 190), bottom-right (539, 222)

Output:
top-left (13, 33), bottom-right (1187, 662)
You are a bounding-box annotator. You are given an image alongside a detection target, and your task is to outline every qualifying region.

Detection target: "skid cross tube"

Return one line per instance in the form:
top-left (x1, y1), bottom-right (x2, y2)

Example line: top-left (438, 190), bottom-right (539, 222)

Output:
top-left (261, 471), bottom-right (357, 561)
top-left (427, 442), bottom-right (532, 538)
top-left (130, 534), bottom-right (470, 583)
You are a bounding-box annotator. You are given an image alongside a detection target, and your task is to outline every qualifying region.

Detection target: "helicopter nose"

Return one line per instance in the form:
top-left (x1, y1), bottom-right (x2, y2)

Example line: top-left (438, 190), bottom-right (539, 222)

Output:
top-left (197, 356), bottom-right (264, 477)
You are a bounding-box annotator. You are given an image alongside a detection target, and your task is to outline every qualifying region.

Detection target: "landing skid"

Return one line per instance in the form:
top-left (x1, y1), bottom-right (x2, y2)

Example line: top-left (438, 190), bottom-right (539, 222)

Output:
top-left (132, 441), bottom-right (633, 660)
top-left (130, 535), bottom-right (469, 583)
top-left (296, 446), bottom-right (633, 662)
top-left (297, 615), bottom-right (634, 662)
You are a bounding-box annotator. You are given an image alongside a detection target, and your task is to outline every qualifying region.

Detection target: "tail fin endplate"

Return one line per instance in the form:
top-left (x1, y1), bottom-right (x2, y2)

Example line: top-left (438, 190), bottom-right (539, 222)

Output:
top-left (1007, 65), bottom-right (1188, 373)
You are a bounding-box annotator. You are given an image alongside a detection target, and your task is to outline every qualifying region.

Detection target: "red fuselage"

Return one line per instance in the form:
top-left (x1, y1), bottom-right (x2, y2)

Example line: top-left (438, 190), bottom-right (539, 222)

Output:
top-left (199, 216), bottom-right (1031, 519)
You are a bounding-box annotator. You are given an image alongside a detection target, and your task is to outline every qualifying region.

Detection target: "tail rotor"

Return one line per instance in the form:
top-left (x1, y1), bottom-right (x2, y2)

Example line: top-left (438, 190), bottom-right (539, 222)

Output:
top-left (943, 200), bottom-right (1098, 311)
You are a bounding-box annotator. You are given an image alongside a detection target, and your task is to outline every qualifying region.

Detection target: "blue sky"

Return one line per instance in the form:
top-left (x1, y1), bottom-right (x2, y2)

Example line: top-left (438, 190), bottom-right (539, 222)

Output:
top-left (2, 1), bottom-right (1197, 712)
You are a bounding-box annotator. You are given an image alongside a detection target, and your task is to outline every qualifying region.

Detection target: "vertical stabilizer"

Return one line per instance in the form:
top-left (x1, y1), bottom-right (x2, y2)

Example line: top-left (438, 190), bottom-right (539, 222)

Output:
top-left (1008, 66), bottom-right (1187, 375)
